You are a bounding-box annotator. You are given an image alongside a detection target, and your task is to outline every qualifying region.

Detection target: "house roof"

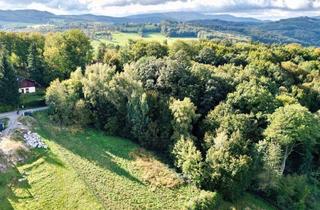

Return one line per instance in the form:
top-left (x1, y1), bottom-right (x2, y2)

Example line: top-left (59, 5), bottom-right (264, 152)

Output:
top-left (19, 78), bottom-right (36, 88)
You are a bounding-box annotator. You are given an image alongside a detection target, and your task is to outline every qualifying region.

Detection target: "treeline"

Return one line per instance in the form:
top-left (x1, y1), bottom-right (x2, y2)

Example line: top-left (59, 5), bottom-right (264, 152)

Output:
top-left (189, 17), bottom-right (320, 46)
top-left (0, 30), bottom-right (92, 110)
top-left (47, 38), bottom-right (320, 209)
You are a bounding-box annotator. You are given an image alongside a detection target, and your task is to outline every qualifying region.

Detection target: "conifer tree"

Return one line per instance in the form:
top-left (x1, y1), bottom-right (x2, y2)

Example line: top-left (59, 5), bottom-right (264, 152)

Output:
top-left (0, 49), bottom-right (19, 105)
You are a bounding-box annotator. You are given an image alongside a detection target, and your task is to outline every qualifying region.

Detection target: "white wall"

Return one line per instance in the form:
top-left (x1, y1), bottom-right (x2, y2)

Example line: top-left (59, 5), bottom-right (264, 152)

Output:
top-left (19, 87), bottom-right (36, 94)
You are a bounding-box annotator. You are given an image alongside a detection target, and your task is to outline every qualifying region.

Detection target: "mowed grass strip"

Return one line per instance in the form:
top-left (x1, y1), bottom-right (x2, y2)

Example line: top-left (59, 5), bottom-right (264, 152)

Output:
top-left (5, 113), bottom-right (200, 210)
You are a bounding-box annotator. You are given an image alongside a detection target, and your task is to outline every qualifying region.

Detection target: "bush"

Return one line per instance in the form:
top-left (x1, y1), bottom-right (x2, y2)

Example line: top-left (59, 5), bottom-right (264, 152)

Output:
top-left (0, 104), bottom-right (14, 113)
top-left (172, 136), bottom-right (203, 185)
top-left (272, 175), bottom-right (312, 210)
top-left (104, 116), bottom-right (121, 135)
top-left (184, 191), bottom-right (221, 210)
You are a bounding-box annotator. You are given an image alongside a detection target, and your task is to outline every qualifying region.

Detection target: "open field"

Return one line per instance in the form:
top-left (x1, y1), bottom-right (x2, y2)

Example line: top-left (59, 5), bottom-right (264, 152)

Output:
top-left (91, 32), bottom-right (198, 48)
top-left (0, 113), bottom-right (276, 210)
top-left (0, 113), bottom-right (200, 209)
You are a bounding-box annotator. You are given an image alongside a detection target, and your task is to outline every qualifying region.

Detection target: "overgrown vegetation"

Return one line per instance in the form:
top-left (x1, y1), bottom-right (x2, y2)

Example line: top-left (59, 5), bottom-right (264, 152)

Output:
top-left (0, 30), bottom-right (91, 112)
top-left (47, 38), bottom-right (320, 209)
top-left (1, 28), bottom-right (320, 209)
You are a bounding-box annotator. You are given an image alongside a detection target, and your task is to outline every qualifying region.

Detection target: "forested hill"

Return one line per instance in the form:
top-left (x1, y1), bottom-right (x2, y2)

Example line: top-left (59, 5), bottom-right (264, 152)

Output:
top-left (189, 17), bottom-right (320, 46)
top-left (0, 10), bottom-right (261, 24)
top-left (124, 12), bottom-right (262, 23)
top-left (1, 10), bottom-right (320, 46)
top-left (0, 9), bottom-right (125, 24)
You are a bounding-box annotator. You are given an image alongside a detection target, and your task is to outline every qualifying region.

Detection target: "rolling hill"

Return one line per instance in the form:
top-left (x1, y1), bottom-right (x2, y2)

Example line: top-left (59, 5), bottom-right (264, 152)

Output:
top-left (189, 17), bottom-right (320, 46)
top-left (125, 12), bottom-right (262, 23)
top-left (0, 10), bottom-right (320, 46)
top-left (0, 10), bottom-right (261, 24)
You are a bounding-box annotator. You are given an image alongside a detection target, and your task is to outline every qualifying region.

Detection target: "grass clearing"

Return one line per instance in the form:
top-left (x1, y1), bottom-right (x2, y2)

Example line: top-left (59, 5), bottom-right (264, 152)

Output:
top-left (19, 89), bottom-right (46, 109)
top-left (220, 193), bottom-right (277, 210)
top-left (1, 113), bottom-right (200, 209)
top-left (0, 112), bottom-right (276, 209)
top-left (91, 32), bottom-right (198, 49)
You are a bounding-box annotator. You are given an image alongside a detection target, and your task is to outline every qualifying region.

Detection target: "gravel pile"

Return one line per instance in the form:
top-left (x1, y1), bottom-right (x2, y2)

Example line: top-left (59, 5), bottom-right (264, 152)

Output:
top-left (23, 131), bottom-right (47, 149)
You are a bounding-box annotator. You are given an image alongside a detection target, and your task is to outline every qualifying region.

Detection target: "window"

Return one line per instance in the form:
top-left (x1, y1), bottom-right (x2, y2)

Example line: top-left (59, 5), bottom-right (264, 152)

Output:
top-left (26, 88), bottom-right (29, 93)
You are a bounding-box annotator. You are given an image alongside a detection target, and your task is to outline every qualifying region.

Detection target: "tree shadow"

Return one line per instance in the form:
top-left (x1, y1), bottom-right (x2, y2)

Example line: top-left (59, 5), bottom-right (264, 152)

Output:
top-left (39, 126), bottom-right (144, 185)
top-left (20, 148), bottom-right (65, 174)
top-left (1, 167), bottom-right (34, 209)
top-left (0, 196), bottom-right (14, 210)
top-left (0, 141), bottom-right (67, 209)
top-left (43, 150), bottom-right (65, 168)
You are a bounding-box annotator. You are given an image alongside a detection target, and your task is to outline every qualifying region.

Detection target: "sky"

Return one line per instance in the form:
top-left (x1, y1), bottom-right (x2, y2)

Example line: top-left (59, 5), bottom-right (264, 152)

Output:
top-left (0, 0), bottom-right (320, 20)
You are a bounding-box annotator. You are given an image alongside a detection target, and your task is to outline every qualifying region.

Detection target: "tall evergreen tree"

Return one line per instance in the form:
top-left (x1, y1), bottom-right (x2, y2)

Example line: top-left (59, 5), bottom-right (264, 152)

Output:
top-left (27, 43), bottom-right (46, 86)
top-left (0, 49), bottom-right (19, 105)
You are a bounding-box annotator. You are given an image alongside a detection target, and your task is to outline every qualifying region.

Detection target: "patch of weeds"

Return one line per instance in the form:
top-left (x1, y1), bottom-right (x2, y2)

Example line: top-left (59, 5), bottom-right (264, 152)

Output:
top-left (130, 148), bottom-right (183, 189)
top-left (10, 129), bottom-right (25, 142)
top-left (18, 116), bottom-right (37, 128)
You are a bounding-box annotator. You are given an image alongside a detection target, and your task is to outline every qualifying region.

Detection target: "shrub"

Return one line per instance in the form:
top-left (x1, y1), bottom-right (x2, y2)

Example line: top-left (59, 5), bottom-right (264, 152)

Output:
top-left (173, 136), bottom-right (203, 185)
top-left (0, 104), bottom-right (14, 113)
top-left (273, 175), bottom-right (312, 210)
top-left (104, 116), bottom-right (121, 136)
top-left (184, 191), bottom-right (221, 210)
top-left (205, 131), bottom-right (253, 200)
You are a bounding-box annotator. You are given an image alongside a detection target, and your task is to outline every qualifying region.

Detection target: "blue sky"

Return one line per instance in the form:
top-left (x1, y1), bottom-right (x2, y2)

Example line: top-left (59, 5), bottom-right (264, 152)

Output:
top-left (0, 0), bottom-right (320, 20)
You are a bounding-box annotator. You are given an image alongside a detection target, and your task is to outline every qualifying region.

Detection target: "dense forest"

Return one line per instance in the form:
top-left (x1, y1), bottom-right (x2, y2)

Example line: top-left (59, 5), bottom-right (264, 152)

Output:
top-left (0, 30), bottom-right (92, 111)
top-left (1, 29), bottom-right (320, 209)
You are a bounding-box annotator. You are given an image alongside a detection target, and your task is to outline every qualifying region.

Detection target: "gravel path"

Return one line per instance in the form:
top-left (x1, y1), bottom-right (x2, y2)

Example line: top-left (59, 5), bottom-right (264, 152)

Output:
top-left (0, 107), bottom-right (48, 137)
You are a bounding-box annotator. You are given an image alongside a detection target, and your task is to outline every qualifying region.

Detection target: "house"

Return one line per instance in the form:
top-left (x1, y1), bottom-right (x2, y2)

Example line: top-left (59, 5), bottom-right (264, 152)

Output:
top-left (19, 78), bottom-right (36, 94)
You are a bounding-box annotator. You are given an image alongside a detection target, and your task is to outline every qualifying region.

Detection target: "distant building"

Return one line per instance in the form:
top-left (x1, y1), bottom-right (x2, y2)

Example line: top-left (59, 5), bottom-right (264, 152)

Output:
top-left (19, 78), bottom-right (36, 94)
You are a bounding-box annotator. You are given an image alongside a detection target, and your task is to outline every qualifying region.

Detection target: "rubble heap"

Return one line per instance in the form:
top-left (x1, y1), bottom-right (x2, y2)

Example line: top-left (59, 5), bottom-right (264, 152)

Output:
top-left (23, 131), bottom-right (47, 149)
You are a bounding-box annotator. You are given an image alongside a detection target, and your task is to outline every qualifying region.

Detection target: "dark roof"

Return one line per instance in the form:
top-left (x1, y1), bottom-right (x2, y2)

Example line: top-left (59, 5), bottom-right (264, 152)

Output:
top-left (19, 78), bottom-right (36, 88)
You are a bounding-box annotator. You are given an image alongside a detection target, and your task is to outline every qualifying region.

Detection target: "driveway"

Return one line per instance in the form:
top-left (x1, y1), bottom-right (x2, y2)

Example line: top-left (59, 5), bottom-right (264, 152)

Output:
top-left (0, 107), bottom-right (48, 137)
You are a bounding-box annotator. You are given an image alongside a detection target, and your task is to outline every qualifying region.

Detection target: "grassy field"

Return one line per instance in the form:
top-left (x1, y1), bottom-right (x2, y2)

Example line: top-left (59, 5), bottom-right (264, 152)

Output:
top-left (220, 194), bottom-right (276, 210)
top-left (0, 89), bottom-right (46, 114)
top-left (0, 113), bottom-right (276, 210)
top-left (92, 32), bottom-right (198, 48)
top-left (19, 89), bottom-right (46, 109)
top-left (1, 113), bottom-right (200, 209)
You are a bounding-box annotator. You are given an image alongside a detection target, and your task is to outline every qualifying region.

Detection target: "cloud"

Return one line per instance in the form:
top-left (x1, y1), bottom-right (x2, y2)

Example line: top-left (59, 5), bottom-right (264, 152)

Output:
top-left (1, 0), bottom-right (89, 13)
top-left (101, 0), bottom-right (187, 7)
top-left (0, 0), bottom-right (320, 19)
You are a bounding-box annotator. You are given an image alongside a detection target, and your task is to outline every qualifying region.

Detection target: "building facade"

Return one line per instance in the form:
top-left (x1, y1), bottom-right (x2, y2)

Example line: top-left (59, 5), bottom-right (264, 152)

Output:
top-left (19, 79), bottom-right (36, 94)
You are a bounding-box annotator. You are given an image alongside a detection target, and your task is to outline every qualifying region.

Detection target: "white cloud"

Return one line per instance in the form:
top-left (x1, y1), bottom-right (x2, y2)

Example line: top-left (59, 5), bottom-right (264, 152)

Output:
top-left (0, 0), bottom-right (320, 19)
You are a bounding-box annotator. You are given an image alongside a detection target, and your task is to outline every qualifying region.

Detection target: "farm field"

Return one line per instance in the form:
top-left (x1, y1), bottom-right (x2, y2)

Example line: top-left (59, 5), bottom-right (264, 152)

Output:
top-left (0, 113), bottom-right (276, 210)
top-left (91, 32), bottom-right (198, 48)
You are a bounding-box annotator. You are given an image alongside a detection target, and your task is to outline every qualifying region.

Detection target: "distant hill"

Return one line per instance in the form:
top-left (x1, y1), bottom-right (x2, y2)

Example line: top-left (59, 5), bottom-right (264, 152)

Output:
top-left (189, 17), bottom-right (320, 46)
top-left (126, 12), bottom-right (261, 23)
top-left (0, 10), bottom-right (320, 46)
top-left (0, 9), bottom-right (125, 24)
top-left (0, 10), bottom-right (261, 24)
top-left (0, 10), bottom-right (56, 23)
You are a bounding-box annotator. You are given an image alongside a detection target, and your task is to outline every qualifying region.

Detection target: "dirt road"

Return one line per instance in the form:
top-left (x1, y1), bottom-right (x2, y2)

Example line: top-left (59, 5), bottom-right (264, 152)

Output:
top-left (0, 107), bottom-right (48, 137)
